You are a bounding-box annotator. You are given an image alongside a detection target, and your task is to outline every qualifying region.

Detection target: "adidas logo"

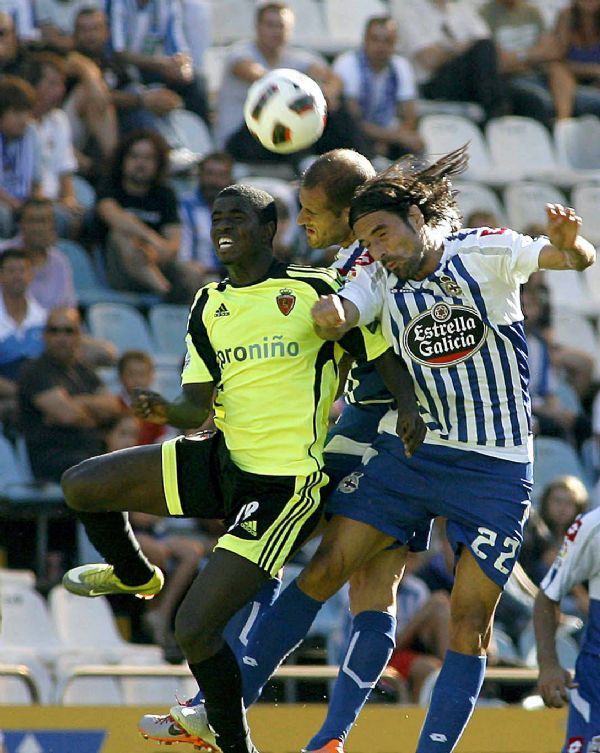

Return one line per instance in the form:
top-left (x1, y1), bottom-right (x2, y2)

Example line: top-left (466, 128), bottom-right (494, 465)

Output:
top-left (214, 303), bottom-right (230, 317)
top-left (240, 520), bottom-right (257, 536)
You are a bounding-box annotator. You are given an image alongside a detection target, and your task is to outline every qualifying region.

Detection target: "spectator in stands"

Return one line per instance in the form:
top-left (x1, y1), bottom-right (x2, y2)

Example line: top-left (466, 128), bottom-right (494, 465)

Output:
top-left (117, 349), bottom-right (173, 445)
top-left (0, 0), bottom-right (37, 40)
top-left (0, 76), bottom-right (43, 238)
top-left (0, 249), bottom-right (45, 420)
top-left (72, 7), bottom-right (182, 138)
top-left (333, 16), bottom-right (424, 160)
top-left (216, 1), bottom-right (366, 164)
top-left (17, 305), bottom-right (121, 483)
top-left (465, 209), bottom-right (500, 228)
top-left (23, 53), bottom-right (83, 238)
top-left (522, 282), bottom-right (581, 441)
top-left (35, 0), bottom-right (103, 52)
top-left (106, 0), bottom-right (209, 126)
top-left (393, 0), bottom-right (506, 121)
top-left (554, 0), bottom-right (600, 111)
top-left (0, 196), bottom-right (76, 310)
top-left (95, 129), bottom-right (187, 301)
top-left (480, 0), bottom-right (600, 122)
top-left (179, 151), bottom-right (232, 288)
top-left (0, 11), bottom-right (29, 78)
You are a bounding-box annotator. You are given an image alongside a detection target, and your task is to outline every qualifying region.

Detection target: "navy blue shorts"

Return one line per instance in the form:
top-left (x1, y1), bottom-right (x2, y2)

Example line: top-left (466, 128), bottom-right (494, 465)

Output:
top-left (562, 652), bottom-right (600, 753)
top-left (327, 432), bottom-right (533, 587)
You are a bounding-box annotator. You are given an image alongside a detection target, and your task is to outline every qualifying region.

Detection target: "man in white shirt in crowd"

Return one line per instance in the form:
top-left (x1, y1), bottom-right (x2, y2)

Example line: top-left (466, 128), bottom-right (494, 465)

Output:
top-left (394, 0), bottom-right (507, 120)
top-left (333, 16), bottom-right (423, 160)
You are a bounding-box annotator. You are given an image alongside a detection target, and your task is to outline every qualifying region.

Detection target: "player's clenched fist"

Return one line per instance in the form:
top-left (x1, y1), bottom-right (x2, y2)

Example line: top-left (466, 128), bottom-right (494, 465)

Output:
top-left (311, 294), bottom-right (347, 329)
top-left (132, 387), bottom-right (170, 425)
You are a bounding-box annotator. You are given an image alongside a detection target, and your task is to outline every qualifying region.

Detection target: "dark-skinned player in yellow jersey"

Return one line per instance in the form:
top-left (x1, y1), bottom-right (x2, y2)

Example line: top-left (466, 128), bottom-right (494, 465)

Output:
top-left (60, 184), bottom-right (424, 753)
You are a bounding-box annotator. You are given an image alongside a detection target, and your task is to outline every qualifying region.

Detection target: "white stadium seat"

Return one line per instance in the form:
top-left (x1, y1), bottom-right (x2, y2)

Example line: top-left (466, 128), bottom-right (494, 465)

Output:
top-left (486, 116), bottom-right (578, 186)
top-left (572, 183), bottom-right (600, 246)
top-left (149, 304), bottom-right (189, 359)
top-left (86, 303), bottom-right (166, 363)
top-left (208, 0), bottom-right (255, 45)
top-left (554, 116), bottom-right (600, 174)
top-left (287, 0), bottom-right (329, 49)
top-left (453, 181), bottom-right (506, 225)
top-left (532, 436), bottom-right (590, 506)
top-left (544, 268), bottom-right (599, 318)
top-left (323, 0), bottom-right (388, 47)
top-left (418, 114), bottom-right (494, 182)
top-left (502, 181), bottom-right (567, 232)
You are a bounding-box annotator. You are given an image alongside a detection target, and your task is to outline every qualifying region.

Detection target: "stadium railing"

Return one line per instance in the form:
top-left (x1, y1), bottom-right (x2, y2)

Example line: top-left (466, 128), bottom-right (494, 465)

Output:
top-left (0, 665), bottom-right (41, 704)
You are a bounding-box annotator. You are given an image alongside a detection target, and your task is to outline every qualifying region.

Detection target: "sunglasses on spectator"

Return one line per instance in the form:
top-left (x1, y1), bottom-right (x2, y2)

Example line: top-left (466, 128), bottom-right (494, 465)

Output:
top-left (46, 326), bottom-right (78, 335)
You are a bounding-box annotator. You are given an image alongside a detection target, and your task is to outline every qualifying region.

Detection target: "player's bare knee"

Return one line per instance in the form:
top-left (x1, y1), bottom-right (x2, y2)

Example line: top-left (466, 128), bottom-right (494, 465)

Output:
top-left (297, 546), bottom-right (346, 601)
top-left (61, 458), bottom-right (102, 511)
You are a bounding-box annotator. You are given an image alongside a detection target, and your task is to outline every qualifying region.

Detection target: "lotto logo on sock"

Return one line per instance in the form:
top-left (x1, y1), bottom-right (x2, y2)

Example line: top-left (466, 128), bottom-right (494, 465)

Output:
top-left (429, 733), bottom-right (448, 743)
top-left (566, 737), bottom-right (584, 753)
top-left (587, 735), bottom-right (600, 753)
top-left (243, 656), bottom-right (258, 667)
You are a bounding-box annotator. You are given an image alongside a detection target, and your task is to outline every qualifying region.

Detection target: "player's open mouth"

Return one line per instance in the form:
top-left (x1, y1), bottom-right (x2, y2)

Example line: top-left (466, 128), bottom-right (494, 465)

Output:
top-left (218, 237), bottom-right (234, 250)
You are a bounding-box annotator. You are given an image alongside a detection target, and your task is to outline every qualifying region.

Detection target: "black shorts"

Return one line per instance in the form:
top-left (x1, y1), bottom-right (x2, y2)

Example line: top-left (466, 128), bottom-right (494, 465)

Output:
top-left (161, 432), bottom-right (327, 575)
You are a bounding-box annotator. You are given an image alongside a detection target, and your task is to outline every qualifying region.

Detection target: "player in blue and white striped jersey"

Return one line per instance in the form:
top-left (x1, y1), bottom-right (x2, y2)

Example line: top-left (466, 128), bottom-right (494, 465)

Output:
top-left (308, 145), bottom-right (595, 753)
top-left (534, 507), bottom-right (600, 753)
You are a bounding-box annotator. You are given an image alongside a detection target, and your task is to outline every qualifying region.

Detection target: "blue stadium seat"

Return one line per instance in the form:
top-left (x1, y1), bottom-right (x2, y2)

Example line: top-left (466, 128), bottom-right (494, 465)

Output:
top-left (148, 304), bottom-right (189, 359)
top-left (532, 436), bottom-right (591, 506)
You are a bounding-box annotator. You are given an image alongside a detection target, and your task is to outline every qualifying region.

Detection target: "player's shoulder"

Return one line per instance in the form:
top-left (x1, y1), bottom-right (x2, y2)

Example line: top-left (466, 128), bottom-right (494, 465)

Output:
top-left (284, 263), bottom-right (342, 293)
top-left (565, 508), bottom-right (600, 548)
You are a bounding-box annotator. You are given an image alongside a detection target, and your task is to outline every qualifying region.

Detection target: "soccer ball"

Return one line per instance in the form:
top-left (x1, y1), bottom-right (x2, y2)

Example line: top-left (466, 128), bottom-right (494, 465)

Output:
top-left (243, 68), bottom-right (327, 155)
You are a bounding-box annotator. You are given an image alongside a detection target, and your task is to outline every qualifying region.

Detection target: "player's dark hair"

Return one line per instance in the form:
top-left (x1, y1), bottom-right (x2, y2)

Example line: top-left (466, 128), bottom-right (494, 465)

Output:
top-left (118, 349), bottom-right (154, 376)
top-left (0, 248), bottom-right (28, 268)
top-left (302, 149), bottom-right (375, 215)
top-left (365, 15), bottom-right (397, 36)
top-left (349, 145), bottom-right (468, 231)
top-left (217, 184), bottom-right (278, 227)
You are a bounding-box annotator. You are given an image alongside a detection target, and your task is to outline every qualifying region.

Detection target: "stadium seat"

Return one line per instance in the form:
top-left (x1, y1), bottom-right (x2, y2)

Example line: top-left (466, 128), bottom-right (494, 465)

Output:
top-left (153, 366), bottom-right (183, 401)
top-left (552, 311), bottom-right (600, 368)
top-left (86, 302), bottom-right (156, 358)
top-left (0, 433), bottom-right (62, 502)
top-left (544, 267), bottom-right (598, 318)
top-left (486, 116), bottom-right (577, 186)
top-left (532, 436), bottom-right (590, 506)
top-left (148, 304), bottom-right (189, 359)
top-left (0, 655), bottom-right (54, 704)
top-left (0, 567), bottom-right (36, 591)
top-left (502, 181), bottom-right (567, 233)
top-left (418, 115), bottom-right (495, 183)
top-left (157, 108), bottom-right (214, 158)
top-left (208, 0), bottom-right (255, 45)
top-left (583, 252), bottom-right (600, 311)
top-left (48, 585), bottom-right (163, 664)
top-left (323, 0), bottom-right (388, 47)
top-left (287, 0), bottom-right (329, 50)
top-left (572, 183), bottom-right (600, 245)
top-left (453, 181), bottom-right (506, 225)
top-left (554, 116), bottom-right (600, 174)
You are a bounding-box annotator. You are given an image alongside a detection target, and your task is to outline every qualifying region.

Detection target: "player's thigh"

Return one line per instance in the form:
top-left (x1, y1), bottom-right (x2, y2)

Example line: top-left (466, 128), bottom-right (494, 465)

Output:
top-left (298, 514), bottom-right (396, 601)
top-left (348, 545), bottom-right (408, 615)
top-left (62, 443), bottom-right (168, 515)
top-left (449, 546), bottom-right (503, 652)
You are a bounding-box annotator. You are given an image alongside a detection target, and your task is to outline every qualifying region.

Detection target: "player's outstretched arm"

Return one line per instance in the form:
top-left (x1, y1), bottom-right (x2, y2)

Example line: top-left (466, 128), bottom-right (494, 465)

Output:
top-left (311, 294), bottom-right (359, 340)
top-left (539, 203), bottom-right (596, 271)
top-left (132, 382), bottom-right (214, 428)
top-left (374, 349), bottom-right (426, 457)
top-left (533, 590), bottom-right (578, 708)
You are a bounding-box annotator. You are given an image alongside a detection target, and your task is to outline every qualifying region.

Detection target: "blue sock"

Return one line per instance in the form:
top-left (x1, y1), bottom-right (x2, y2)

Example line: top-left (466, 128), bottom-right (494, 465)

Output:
top-left (241, 578), bottom-right (323, 706)
top-left (306, 611), bottom-right (396, 750)
top-left (416, 650), bottom-right (486, 753)
top-left (186, 578), bottom-right (282, 707)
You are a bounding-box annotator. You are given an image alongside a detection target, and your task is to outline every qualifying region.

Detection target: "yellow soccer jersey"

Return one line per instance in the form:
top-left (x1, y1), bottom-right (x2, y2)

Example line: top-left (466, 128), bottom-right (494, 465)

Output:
top-left (182, 261), bottom-right (388, 476)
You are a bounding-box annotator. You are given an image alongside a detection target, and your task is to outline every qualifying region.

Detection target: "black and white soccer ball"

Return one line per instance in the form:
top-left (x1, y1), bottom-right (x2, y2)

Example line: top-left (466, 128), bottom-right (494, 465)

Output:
top-left (243, 68), bottom-right (327, 154)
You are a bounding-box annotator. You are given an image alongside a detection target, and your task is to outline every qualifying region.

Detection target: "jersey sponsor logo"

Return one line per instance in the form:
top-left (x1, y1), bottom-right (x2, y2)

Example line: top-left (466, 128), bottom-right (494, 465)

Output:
top-left (566, 737), bottom-right (584, 753)
top-left (216, 336), bottom-right (300, 367)
top-left (480, 227), bottom-right (508, 236)
top-left (338, 471), bottom-right (363, 494)
top-left (276, 289), bottom-right (296, 316)
top-left (214, 302), bottom-right (230, 317)
top-left (403, 302), bottom-right (487, 368)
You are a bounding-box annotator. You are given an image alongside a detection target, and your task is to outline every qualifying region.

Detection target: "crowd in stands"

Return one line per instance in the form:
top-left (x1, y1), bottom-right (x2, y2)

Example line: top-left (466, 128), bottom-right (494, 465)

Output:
top-left (0, 0), bottom-right (600, 702)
